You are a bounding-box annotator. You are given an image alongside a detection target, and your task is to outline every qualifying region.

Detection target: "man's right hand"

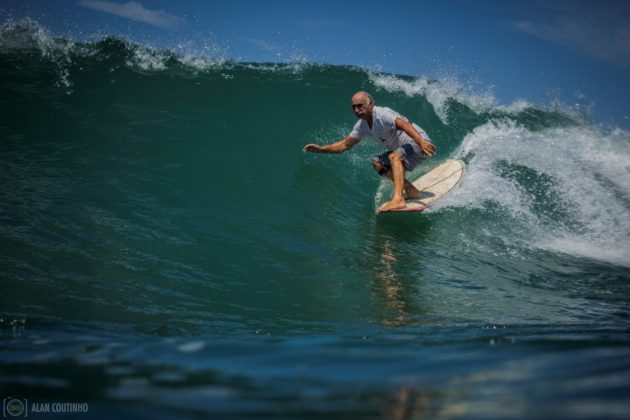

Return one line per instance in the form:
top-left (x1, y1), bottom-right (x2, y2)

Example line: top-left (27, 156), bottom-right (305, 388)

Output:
top-left (304, 137), bottom-right (357, 154)
top-left (303, 144), bottom-right (322, 153)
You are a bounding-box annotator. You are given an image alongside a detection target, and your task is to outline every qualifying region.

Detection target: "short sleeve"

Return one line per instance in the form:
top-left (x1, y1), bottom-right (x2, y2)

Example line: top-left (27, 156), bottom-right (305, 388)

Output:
top-left (349, 120), bottom-right (369, 140)
top-left (379, 107), bottom-right (399, 130)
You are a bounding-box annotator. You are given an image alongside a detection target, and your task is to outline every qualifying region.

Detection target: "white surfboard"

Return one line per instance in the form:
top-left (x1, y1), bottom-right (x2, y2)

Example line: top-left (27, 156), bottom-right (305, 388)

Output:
top-left (383, 159), bottom-right (465, 213)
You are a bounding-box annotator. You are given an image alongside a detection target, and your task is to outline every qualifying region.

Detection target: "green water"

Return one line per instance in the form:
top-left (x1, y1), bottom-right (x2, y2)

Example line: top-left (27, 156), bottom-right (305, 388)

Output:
top-left (1, 23), bottom-right (629, 418)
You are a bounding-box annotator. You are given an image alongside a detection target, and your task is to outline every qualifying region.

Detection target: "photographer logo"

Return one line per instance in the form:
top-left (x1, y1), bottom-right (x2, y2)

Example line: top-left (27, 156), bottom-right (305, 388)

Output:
top-left (3, 399), bottom-right (27, 417)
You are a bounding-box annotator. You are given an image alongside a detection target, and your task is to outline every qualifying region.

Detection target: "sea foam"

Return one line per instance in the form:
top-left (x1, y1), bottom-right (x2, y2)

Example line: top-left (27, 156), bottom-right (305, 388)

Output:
top-left (448, 120), bottom-right (630, 266)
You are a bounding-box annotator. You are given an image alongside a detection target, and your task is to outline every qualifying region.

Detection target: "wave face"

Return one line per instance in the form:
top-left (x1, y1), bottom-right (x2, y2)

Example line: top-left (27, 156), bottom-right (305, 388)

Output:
top-left (2, 21), bottom-right (629, 418)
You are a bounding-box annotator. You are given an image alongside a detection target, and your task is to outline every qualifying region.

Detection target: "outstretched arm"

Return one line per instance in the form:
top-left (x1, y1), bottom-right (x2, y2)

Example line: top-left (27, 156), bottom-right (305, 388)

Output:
top-left (395, 118), bottom-right (436, 157)
top-left (303, 135), bottom-right (360, 154)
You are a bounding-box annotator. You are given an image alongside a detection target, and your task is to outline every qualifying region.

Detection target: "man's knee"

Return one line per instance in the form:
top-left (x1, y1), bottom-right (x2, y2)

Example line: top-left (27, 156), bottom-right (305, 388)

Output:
top-left (388, 152), bottom-right (404, 170)
top-left (388, 151), bottom-right (403, 163)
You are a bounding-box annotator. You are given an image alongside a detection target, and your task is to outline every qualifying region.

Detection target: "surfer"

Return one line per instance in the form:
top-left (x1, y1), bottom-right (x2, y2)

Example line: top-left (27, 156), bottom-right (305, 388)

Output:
top-left (303, 91), bottom-right (436, 213)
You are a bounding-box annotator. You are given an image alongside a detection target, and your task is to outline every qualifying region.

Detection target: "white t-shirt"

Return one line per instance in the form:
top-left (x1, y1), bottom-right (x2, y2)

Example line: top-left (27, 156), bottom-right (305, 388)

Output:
top-left (349, 106), bottom-right (430, 150)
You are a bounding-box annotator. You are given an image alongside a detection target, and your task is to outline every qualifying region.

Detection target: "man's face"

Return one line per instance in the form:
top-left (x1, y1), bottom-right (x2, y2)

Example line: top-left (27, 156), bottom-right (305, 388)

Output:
top-left (352, 95), bottom-right (373, 120)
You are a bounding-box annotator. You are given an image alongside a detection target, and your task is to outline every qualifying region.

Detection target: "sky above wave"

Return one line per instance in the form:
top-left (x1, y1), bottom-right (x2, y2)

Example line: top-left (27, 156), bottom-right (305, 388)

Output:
top-left (2, 0), bottom-right (629, 127)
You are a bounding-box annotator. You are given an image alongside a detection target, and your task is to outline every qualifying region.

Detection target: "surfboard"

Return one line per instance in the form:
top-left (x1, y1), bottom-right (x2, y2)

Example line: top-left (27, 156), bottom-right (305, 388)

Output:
top-left (381, 159), bottom-right (465, 213)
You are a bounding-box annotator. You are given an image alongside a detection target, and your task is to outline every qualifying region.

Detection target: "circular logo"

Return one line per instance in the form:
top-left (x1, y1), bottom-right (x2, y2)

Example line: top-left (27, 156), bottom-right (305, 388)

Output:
top-left (6, 399), bottom-right (24, 417)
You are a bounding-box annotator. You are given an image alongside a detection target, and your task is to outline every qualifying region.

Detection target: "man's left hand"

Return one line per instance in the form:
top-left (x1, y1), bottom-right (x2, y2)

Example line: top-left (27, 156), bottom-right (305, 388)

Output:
top-left (420, 139), bottom-right (436, 156)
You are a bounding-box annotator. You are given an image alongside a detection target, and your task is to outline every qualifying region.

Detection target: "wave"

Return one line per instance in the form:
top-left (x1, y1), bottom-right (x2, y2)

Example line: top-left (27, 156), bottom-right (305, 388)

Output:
top-left (0, 18), bottom-right (615, 122)
top-left (2, 17), bottom-right (629, 269)
top-left (447, 120), bottom-right (630, 266)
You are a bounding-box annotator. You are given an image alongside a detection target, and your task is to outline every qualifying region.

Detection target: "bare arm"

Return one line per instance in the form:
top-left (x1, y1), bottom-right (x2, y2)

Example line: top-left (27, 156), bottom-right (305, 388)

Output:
top-left (395, 118), bottom-right (436, 157)
top-left (303, 135), bottom-right (360, 154)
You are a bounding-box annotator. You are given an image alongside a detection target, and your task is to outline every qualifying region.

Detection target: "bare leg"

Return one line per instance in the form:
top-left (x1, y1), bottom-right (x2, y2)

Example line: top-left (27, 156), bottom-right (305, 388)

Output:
top-left (378, 152), bottom-right (407, 213)
top-left (372, 160), bottom-right (421, 200)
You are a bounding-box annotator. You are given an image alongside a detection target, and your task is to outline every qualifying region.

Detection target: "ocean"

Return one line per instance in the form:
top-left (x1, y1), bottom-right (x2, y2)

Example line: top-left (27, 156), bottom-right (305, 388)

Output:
top-left (1, 20), bottom-right (629, 418)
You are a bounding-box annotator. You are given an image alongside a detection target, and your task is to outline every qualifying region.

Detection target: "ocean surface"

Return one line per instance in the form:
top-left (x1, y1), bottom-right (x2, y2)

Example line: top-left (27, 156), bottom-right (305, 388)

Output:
top-left (1, 20), bottom-right (630, 418)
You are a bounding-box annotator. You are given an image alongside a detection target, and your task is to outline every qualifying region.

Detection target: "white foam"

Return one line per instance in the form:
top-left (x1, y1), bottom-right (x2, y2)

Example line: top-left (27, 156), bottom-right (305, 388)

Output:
top-left (497, 99), bottom-right (534, 114)
top-left (127, 45), bottom-right (167, 71)
top-left (1, 18), bottom-right (230, 74)
top-left (447, 120), bottom-right (630, 266)
top-left (125, 41), bottom-right (230, 72)
top-left (368, 73), bottom-right (569, 126)
top-left (0, 18), bottom-right (77, 92)
top-left (167, 39), bottom-right (229, 71)
top-left (369, 73), bottom-right (497, 123)
top-left (0, 18), bottom-right (76, 58)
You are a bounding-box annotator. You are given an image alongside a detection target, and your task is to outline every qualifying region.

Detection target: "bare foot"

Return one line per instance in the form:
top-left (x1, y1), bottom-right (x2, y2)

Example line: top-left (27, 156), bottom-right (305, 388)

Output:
top-left (378, 198), bottom-right (407, 213)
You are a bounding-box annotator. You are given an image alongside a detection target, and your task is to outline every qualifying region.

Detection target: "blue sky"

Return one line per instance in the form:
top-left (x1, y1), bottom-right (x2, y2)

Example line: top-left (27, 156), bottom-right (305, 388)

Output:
top-left (2, 0), bottom-right (630, 127)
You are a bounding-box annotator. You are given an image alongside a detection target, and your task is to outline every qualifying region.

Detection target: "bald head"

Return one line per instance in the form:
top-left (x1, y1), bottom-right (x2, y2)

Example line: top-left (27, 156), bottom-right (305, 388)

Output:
top-left (352, 91), bottom-right (374, 105)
